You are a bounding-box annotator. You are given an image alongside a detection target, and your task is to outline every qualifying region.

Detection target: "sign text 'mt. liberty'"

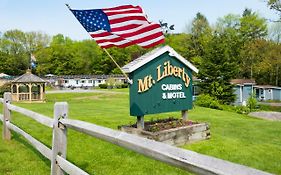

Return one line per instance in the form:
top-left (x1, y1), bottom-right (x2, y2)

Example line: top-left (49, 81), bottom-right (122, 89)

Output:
top-left (137, 60), bottom-right (190, 100)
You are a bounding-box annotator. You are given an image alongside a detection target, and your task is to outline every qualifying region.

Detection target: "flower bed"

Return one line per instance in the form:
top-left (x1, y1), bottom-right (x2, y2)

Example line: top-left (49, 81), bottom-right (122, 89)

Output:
top-left (119, 118), bottom-right (210, 146)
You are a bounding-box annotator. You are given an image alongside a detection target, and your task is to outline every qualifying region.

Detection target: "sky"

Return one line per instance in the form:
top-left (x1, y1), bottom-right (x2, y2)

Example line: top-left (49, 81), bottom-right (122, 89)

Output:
top-left (0, 0), bottom-right (278, 40)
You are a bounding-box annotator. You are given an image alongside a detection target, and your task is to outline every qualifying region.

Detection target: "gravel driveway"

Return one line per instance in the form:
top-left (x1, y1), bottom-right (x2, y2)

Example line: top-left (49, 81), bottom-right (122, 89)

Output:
top-left (249, 111), bottom-right (281, 121)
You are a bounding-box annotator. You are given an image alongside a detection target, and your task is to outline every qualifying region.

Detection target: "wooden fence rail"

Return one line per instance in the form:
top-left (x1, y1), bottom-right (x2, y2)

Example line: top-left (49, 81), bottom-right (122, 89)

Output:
top-left (6, 103), bottom-right (53, 128)
top-left (0, 92), bottom-right (273, 175)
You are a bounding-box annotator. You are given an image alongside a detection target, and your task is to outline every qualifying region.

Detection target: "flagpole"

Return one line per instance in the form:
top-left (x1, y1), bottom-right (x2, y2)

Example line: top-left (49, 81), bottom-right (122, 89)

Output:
top-left (103, 48), bottom-right (132, 84)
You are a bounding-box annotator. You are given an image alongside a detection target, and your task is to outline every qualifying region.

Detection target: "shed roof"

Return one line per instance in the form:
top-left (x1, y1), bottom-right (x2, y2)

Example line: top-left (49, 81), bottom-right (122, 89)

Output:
top-left (230, 79), bottom-right (256, 85)
top-left (254, 85), bottom-right (281, 90)
top-left (12, 70), bottom-right (46, 83)
top-left (122, 45), bottom-right (198, 74)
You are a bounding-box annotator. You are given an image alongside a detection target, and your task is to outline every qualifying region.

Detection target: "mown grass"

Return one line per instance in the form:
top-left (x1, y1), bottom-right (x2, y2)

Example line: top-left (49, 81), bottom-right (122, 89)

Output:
top-left (0, 91), bottom-right (281, 175)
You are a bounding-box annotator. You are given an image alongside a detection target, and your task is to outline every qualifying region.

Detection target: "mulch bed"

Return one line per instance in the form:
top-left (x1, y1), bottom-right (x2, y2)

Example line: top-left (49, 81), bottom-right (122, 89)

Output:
top-left (130, 117), bottom-right (199, 132)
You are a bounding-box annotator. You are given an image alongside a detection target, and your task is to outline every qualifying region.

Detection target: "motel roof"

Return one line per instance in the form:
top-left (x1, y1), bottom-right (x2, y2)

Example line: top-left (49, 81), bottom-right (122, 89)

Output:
top-left (122, 45), bottom-right (199, 74)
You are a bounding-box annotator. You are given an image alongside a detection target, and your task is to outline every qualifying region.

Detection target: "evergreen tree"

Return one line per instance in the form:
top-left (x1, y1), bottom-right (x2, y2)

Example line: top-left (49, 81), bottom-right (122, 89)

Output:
top-left (190, 13), bottom-right (212, 57)
top-left (198, 33), bottom-right (238, 104)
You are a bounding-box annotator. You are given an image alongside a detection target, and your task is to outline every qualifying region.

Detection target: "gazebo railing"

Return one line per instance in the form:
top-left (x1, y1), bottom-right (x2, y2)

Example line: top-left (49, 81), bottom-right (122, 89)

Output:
top-left (31, 93), bottom-right (40, 100)
top-left (18, 93), bottom-right (30, 101)
top-left (13, 93), bottom-right (42, 101)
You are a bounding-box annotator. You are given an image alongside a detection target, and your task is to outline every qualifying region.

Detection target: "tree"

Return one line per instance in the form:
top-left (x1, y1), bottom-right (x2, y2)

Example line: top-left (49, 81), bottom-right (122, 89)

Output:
top-left (165, 33), bottom-right (193, 60)
top-left (239, 9), bottom-right (267, 78)
top-left (190, 13), bottom-right (212, 57)
top-left (267, 0), bottom-right (281, 21)
top-left (198, 33), bottom-right (239, 104)
top-left (239, 9), bottom-right (268, 42)
top-left (216, 14), bottom-right (240, 33)
top-left (1, 29), bottom-right (26, 55)
top-left (268, 22), bottom-right (281, 43)
top-left (0, 29), bottom-right (50, 75)
top-left (240, 39), bottom-right (267, 79)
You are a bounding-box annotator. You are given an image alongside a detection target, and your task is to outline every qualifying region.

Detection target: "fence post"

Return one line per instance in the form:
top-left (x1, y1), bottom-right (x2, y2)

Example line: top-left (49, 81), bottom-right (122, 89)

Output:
top-left (51, 102), bottom-right (68, 175)
top-left (2, 92), bottom-right (12, 140)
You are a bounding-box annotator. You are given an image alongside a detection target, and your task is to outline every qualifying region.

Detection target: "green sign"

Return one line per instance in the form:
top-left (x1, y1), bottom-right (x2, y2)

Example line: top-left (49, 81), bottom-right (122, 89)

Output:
top-left (123, 46), bottom-right (198, 117)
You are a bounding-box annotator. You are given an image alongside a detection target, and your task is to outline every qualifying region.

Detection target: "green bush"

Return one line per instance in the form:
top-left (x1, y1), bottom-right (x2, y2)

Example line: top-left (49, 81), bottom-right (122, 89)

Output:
top-left (121, 84), bottom-right (128, 88)
top-left (115, 84), bottom-right (122, 89)
top-left (235, 106), bottom-right (250, 114)
top-left (247, 93), bottom-right (257, 112)
top-left (259, 104), bottom-right (281, 112)
top-left (221, 104), bottom-right (236, 112)
top-left (195, 94), bottom-right (223, 110)
top-left (0, 84), bottom-right (10, 98)
top-left (99, 84), bottom-right (108, 89)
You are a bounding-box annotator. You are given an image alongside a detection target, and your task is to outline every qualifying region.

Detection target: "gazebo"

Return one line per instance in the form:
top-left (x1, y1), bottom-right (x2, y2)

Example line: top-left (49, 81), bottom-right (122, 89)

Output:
top-left (11, 70), bottom-right (46, 102)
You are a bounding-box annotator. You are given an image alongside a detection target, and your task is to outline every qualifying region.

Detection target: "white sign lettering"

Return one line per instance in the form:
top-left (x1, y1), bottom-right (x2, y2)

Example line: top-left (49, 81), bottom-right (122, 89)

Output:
top-left (161, 84), bottom-right (186, 100)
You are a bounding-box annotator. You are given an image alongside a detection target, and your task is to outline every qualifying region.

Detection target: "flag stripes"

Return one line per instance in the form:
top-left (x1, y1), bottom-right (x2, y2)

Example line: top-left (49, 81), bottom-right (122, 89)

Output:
top-left (70, 5), bottom-right (164, 48)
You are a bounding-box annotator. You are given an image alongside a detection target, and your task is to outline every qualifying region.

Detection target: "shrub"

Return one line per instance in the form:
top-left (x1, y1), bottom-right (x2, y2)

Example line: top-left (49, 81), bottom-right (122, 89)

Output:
top-left (195, 94), bottom-right (223, 110)
top-left (99, 84), bottom-right (108, 89)
top-left (0, 84), bottom-right (10, 98)
top-left (235, 106), bottom-right (250, 114)
top-left (247, 93), bottom-right (257, 112)
top-left (121, 84), bottom-right (129, 88)
top-left (115, 84), bottom-right (122, 89)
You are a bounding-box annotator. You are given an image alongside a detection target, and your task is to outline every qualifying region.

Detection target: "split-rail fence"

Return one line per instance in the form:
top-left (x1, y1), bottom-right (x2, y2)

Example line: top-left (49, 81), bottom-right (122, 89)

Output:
top-left (0, 92), bottom-right (272, 175)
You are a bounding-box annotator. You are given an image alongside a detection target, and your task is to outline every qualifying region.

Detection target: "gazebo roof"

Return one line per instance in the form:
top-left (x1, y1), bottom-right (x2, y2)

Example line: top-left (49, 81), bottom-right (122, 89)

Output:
top-left (12, 70), bottom-right (46, 83)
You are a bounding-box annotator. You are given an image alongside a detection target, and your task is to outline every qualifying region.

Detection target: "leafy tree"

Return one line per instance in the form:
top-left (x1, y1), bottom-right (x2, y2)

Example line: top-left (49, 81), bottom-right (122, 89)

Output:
top-left (216, 14), bottom-right (240, 33)
top-left (239, 9), bottom-right (267, 41)
top-left (165, 33), bottom-right (193, 60)
top-left (267, 0), bottom-right (281, 21)
top-left (268, 22), bottom-right (281, 43)
top-left (0, 30), bottom-right (50, 75)
top-left (1, 29), bottom-right (26, 55)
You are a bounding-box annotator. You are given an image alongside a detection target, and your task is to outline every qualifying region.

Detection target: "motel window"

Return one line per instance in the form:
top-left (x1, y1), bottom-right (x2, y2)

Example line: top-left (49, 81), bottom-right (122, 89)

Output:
top-left (81, 80), bottom-right (85, 83)
top-left (88, 80), bottom-right (92, 83)
top-left (64, 80), bottom-right (68, 83)
top-left (98, 80), bottom-right (102, 83)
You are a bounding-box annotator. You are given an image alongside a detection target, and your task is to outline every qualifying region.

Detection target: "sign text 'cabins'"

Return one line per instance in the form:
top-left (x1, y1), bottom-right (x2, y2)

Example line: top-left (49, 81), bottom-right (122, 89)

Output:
top-left (122, 46), bottom-right (199, 117)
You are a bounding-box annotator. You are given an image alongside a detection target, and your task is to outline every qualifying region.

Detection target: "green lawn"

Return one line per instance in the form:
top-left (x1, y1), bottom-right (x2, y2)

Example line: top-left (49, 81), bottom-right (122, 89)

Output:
top-left (0, 91), bottom-right (281, 175)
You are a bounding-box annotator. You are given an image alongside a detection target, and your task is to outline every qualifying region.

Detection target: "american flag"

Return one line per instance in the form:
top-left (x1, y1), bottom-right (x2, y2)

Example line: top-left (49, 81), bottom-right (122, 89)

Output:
top-left (70, 5), bottom-right (165, 48)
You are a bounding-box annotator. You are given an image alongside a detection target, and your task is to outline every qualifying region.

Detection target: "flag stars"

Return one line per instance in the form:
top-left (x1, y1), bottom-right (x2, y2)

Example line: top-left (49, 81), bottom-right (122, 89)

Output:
top-left (71, 9), bottom-right (111, 32)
